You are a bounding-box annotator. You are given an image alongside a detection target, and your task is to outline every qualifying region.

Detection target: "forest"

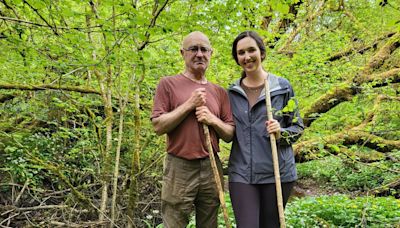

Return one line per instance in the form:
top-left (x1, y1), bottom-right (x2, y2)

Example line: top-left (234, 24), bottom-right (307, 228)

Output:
top-left (0, 0), bottom-right (399, 227)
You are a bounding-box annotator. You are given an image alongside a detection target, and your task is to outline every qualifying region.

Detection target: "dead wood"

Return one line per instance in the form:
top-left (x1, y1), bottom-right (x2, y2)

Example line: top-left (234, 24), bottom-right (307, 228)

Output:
top-left (298, 95), bottom-right (400, 162)
top-left (304, 32), bottom-right (400, 127)
top-left (294, 130), bottom-right (400, 162)
top-left (352, 95), bottom-right (400, 130)
top-left (337, 146), bottom-right (385, 163)
top-left (303, 70), bottom-right (400, 127)
top-left (369, 178), bottom-right (400, 196)
top-left (0, 94), bottom-right (15, 103)
top-left (0, 204), bottom-right (93, 228)
top-left (328, 42), bottom-right (372, 62)
top-left (361, 32), bottom-right (400, 74)
top-left (327, 32), bottom-right (396, 61)
top-left (50, 220), bottom-right (108, 227)
top-left (303, 84), bottom-right (356, 127)
top-left (356, 68), bottom-right (400, 86)
top-left (0, 82), bottom-right (101, 95)
top-left (0, 133), bottom-right (92, 207)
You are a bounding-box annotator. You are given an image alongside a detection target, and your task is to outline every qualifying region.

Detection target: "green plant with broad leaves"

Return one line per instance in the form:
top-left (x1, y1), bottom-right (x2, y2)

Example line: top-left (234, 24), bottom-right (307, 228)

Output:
top-left (298, 152), bottom-right (400, 194)
top-left (149, 194), bottom-right (400, 227)
top-left (286, 195), bottom-right (400, 227)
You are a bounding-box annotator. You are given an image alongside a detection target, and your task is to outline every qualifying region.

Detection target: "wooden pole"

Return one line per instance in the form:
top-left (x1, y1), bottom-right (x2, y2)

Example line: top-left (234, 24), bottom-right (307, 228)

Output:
top-left (264, 78), bottom-right (286, 228)
top-left (202, 124), bottom-right (231, 228)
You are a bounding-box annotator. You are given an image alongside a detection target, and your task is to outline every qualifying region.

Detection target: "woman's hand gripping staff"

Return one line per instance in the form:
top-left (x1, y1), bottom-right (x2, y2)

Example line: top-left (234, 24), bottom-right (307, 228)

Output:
top-left (265, 78), bottom-right (286, 228)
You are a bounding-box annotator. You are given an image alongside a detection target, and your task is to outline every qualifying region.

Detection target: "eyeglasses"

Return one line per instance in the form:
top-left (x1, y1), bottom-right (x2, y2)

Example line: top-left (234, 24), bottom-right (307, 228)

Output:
top-left (183, 46), bottom-right (212, 54)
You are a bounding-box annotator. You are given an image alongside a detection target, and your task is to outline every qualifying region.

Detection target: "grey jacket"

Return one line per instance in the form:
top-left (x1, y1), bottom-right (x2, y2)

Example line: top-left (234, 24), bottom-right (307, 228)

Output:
top-left (228, 73), bottom-right (304, 184)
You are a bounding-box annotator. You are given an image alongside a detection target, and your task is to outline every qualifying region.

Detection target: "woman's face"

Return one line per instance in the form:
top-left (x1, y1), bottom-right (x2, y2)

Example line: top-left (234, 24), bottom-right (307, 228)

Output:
top-left (236, 37), bottom-right (264, 74)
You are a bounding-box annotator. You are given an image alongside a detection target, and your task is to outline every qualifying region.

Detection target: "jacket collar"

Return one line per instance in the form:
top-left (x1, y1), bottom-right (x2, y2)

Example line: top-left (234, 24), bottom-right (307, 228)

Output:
top-left (228, 73), bottom-right (283, 96)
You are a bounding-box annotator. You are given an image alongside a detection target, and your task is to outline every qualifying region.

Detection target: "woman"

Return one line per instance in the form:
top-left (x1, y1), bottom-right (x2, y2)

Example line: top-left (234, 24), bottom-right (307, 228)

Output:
top-left (228, 31), bottom-right (304, 228)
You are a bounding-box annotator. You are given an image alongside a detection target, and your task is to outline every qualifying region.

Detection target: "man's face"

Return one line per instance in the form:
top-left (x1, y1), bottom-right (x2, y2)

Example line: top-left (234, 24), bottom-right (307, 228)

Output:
top-left (181, 33), bottom-right (212, 74)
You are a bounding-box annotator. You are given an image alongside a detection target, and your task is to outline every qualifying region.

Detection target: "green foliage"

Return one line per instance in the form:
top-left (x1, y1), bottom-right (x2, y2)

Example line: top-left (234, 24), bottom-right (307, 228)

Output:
top-left (286, 195), bottom-right (400, 227)
top-left (1, 0), bottom-right (399, 226)
top-left (2, 129), bottom-right (98, 188)
top-left (365, 98), bottom-right (400, 140)
top-left (3, 145), bottom-right (37, 182)
top-left (298, 156), bottom-right (343, 183)
top-left (153, 193), bottom-right (400, 227)
top-left (282, 98), bottom-right (297, 113)
top-left (298, 154), bottom-right (400, 193)
top-left (0, 90), bottom-right (101, 188)
top-left (301, 95), bottom-right (370, 140)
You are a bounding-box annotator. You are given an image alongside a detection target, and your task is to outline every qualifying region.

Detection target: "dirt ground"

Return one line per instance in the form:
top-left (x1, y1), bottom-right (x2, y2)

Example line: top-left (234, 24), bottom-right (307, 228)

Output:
top-left (292, 178), bottom-right (336, 198)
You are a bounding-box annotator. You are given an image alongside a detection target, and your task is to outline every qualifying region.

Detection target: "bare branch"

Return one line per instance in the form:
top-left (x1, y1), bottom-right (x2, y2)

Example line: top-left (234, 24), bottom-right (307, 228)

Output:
top-left (23, 0), bottom-right (59, 35)
top-left (0, 82), bottom-right (101, 95)
top-left (0, 16), bottom-right (102, 31)
top-left (50, 220), bottom-right (108, 227)
top-left (369, 178), bottom-right (400, 195)
top-left (13, 179), bottom-right (29, 206)
top-left (138, 0), bottom-right (170, 50)
top-left (0, 16), bottom-right (48, 27)
top-left (0, 0), bottom-right (20, 18)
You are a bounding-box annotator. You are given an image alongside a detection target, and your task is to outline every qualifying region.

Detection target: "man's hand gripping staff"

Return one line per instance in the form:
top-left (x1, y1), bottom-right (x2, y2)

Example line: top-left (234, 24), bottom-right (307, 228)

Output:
top-left (194, 88), bottom-right (232, 228)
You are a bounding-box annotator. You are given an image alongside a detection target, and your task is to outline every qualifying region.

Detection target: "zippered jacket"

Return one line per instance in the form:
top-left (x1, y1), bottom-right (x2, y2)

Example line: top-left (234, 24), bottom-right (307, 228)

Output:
top-left (228, 73), bottom-right (304, 184)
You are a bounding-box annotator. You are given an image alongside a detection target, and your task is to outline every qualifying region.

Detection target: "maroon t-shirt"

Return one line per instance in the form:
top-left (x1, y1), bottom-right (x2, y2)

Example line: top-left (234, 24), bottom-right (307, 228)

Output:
top-left (151, 74), bottom-right (234, 160)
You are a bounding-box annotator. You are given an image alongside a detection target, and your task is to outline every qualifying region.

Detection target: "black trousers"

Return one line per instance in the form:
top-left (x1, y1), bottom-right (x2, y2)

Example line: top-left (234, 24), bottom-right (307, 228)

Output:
top-left (229, 181), bottom-right (295, 228)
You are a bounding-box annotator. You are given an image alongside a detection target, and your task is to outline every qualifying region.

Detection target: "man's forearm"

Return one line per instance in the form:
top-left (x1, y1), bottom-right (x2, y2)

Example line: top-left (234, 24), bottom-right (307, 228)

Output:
top-left (152, 102), bottom-right (193, 135)
top-left (209, 118), bottom-right (235, 142)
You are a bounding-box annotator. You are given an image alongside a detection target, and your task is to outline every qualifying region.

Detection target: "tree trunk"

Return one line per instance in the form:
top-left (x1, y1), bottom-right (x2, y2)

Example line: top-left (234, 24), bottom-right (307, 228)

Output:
top-left (303, 84), bottom-right (355, 127)
top-left (294, 130), bottom-right (400, 162)
top-left (94, 68), bottom-right (114, 222)
top-left (361, 32), bottom-right (400, 74)
top-left (127, 69), bottom-right (143, 228)
top-left (0, 82), bottom-right (100, 94)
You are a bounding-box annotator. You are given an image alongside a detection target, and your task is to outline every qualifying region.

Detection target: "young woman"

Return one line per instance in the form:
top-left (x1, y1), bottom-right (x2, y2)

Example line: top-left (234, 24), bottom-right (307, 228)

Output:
top-left (228, 31), bottom-right (304, 228)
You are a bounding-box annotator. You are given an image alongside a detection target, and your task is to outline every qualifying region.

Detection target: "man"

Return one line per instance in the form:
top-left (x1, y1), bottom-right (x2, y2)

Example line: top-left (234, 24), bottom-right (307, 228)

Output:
top-left (151, 31), bottom-right (235, 228)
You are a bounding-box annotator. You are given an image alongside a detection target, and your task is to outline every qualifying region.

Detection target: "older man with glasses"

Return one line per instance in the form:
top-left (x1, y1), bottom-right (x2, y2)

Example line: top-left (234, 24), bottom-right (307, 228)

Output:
top-left (151, 31), bottom-right (235, 228)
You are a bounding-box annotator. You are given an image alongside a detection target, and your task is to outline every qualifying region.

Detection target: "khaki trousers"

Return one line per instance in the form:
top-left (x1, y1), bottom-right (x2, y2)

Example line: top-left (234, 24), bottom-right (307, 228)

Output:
top-left (161, 154), bottom-right (223, 228)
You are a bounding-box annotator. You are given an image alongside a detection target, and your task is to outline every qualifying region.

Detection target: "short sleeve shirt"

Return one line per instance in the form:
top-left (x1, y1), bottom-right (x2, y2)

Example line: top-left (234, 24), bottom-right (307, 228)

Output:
top-left (151, 74), bottom-right (234, 160)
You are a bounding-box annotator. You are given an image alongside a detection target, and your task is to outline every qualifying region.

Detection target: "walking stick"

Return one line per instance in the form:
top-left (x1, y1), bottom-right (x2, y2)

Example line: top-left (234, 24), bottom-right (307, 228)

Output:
top-left (264, 78), bottom-right (286, 228)
top-left (203, 124), bottom-right (231, 228)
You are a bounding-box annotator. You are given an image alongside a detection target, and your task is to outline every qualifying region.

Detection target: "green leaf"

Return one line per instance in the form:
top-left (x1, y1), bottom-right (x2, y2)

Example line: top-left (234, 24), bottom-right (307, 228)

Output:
top-left (282, 99), bottom-right (297, 112)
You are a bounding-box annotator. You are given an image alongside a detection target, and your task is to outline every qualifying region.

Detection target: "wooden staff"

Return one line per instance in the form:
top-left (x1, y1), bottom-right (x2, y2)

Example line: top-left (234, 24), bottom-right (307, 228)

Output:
top-left (202, 124), bottom-right (231, 228)
top-left (264, 78), bottom-right (286, 228)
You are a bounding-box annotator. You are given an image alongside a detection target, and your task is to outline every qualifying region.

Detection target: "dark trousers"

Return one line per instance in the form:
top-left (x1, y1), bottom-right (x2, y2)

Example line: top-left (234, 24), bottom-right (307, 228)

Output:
top-left (229, 181), bottom-right (295, 228)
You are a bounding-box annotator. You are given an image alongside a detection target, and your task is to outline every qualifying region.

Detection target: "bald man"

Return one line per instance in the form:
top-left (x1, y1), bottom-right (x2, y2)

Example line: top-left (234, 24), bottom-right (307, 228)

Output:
top-left (151, 31), bottom-right (235, 227)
